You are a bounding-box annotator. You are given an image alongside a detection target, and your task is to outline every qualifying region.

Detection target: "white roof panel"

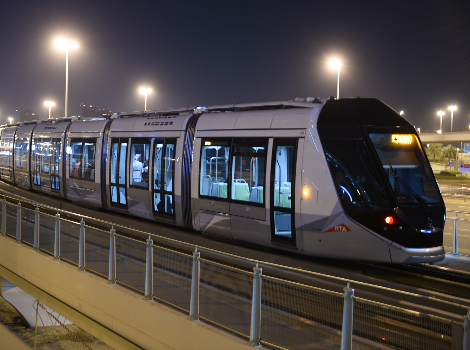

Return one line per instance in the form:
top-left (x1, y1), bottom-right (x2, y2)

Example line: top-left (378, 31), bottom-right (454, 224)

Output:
top-left (1, 126), bottom-right (18, 137)
top-left (16, 123), bottom-right (37, 136)
top-left (68, 119), bottom-right (109, 134)
top-left (234, 111), bottom-right (275, 129)
top-left (109, 114), bottom-right (189, 132)
top-left (196, 112), bottom-right (240, 130)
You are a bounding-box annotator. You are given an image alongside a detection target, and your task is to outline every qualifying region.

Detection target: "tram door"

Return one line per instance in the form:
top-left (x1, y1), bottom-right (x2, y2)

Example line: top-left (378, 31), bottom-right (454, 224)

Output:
top-left (270, 138), bottom-right (297, 245)
top-left (110, 138), bottom-right (129, 207)
top-left (152, 138), bottom-right (176, 216)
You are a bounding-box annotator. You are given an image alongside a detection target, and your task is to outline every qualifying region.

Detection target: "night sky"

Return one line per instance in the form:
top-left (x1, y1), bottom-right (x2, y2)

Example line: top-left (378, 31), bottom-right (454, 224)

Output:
top-left (1, 0), bottom-right (469, 132)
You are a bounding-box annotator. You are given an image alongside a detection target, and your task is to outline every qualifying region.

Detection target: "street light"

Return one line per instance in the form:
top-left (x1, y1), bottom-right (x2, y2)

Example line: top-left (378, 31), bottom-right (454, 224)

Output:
top-left (448, 105), bottom-right (457, 132)
top-left (438, 110), bottom-right (445, 132)
top-left (8, 117), bottom-right (13, 124)
top-left (139, 88), bottom-right (152, 111)
top-left (399, 110), bottom-right (404, 116)
top-left (329, 58), bottom-right (341, 99)
top-left (45, 101), bottom-right (55, 119)
top-left (55, 38), bottom-right (78, 117)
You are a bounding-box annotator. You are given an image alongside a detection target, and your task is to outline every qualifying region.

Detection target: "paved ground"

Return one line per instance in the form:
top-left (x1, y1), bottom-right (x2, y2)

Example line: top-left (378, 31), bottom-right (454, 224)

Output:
top-left (0, 294), bottom-right (114, 350)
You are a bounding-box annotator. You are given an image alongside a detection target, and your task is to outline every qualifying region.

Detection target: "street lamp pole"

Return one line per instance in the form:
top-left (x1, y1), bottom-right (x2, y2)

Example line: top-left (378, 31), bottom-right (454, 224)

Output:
top-left (329, 59), bottom-right (342, 99)
top-left (438, 110), bottom-right (445, 133)
top-left (45, 101), bottom-right (55, 119)
top-left (449, 105), bottom-right (457, 132)
top-left (140, 88), bottom-right (152, 111)
top-left (55, 38), bottom-right (78, 117)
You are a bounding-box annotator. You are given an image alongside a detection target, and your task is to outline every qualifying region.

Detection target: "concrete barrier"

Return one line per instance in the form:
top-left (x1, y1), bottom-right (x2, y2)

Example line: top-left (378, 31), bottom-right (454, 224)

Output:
top-left (0, 235), bottom-right (252, 350)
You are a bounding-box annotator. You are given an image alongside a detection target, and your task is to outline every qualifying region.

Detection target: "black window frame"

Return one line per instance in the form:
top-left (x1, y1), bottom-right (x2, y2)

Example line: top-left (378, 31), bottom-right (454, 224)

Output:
top-left (198, 137), bottom-right (268, 208)
top-left (68, 137), bottom-right (97, 183)
top-left (152, 138), bottom-right (177, 217)
top-left (129, 137), bottom-right (152, 190)
top-left (109, 137), bottom-right (129, 207)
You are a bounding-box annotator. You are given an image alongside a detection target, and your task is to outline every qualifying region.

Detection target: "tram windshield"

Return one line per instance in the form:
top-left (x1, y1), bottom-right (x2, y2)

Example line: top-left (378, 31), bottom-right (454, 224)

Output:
top-left (369, 133), bottom-right (442, 205)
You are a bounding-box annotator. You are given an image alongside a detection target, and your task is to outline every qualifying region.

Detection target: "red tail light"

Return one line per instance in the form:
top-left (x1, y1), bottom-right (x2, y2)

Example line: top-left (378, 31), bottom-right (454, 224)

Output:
top-left (385, 216), bottom-right (394, 225)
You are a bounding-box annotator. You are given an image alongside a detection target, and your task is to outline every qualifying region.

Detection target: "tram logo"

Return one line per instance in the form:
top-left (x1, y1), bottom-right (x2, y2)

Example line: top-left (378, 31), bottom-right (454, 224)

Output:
top-left (323, 223), bottom-right (351, 233)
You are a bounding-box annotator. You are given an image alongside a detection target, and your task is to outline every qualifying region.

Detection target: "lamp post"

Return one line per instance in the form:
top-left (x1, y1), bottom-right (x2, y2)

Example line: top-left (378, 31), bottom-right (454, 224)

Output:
top-left (448, 105), bottom-right (457, 132)
top-left (55, 38), bottom-right (78, 117)
top-left (139, 88), bottom-right (152, 111)
top-left (438, 110), bottom-right (445, 132)
top-left (45, 101), bottom-right (55, 119)
top-left (329, 59), bottom-right (341, 99)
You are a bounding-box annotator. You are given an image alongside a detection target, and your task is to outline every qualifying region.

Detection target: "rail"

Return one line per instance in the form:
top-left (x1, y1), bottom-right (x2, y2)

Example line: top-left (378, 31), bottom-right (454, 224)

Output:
top-left (0, 193), bottom-right (469, 350)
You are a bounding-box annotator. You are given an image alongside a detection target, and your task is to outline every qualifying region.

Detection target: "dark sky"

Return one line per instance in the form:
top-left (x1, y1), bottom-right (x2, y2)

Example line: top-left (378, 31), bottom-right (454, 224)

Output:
top-left (1, 0), bottom-right (469, 132)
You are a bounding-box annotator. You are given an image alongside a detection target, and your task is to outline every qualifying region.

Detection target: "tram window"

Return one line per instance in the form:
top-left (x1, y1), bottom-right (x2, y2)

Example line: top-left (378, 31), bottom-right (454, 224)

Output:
top-left (274, 145), bottom-right (294, 209)
top-left (51, 139), bottom-right (61, 176)
top-left (164, 143), bottom-right (175, 193)
top-left (69, 140), bottom-right (83, 179)
top-left (15, 139), bottom-right (29, 169)
top-left (110, 142), bottom-right (119, 184)
top-left (200, 139), bottom-right (230, 199)
top-left (231, 138), bottom-right (267, 204)
top-left (154, 140), bottom-right (163, 190)
top-left (130, 138), bottom-right (151, 188)
top-left (41, 139), bottom-right (51, 173)
top-left (82, 141), bottom-right (96, 181)
top-left (119, 143), bottom-right (127, 186)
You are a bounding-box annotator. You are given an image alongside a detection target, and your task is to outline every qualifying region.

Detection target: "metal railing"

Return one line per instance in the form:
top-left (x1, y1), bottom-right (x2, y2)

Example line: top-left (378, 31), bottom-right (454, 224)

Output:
top-left (1, 194), bottom-right (469, 350)
top-left (445, 211), bottom-right (470, 257)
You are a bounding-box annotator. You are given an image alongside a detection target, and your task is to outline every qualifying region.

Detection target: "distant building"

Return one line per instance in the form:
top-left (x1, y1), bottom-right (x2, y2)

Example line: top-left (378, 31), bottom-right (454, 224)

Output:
top-left (20, 109), bottom-right (36, 122)
top-left (80, 104), bottom-right (112, 118)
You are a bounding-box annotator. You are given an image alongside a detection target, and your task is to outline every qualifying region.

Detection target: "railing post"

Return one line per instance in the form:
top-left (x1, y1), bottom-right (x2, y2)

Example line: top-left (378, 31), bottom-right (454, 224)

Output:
top-left (16, 202), bottom-right (22, 242)
top-left (54, 213), bottom-right (61, 261)
top-left (453, 214), bottom-right (459, 256)
top-left (464, 310), bottom-right (470, 350)
top-left (190, 248), bottom-right (200, 321)
top-left (145, 236), bottom-right (154, 300)
top-left (250, 263), bottom-right (262, 348)
top-left (33, 207), bottom-right (40, 250)
top-left (78, 218), bottom-right (85, 271)
top-left (341, 282), bottom-right (355, 350)
top-left (1, 198), bottom-right (6, 235)
top-left (108, 227), bottom-right (116, 284)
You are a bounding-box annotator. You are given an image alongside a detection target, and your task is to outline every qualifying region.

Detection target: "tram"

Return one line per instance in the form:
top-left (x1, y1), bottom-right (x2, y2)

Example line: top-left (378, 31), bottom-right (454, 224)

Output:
top-left (0, 97), bottom-right (445, 263)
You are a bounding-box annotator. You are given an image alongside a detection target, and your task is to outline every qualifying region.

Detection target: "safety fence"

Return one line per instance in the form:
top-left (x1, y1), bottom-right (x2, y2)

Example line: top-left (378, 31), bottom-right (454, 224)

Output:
top-left (1, 195), bottom-right (469, 350)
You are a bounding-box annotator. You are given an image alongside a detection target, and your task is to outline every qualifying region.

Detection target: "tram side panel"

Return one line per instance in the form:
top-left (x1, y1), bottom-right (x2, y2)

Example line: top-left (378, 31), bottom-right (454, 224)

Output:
top-left (66, 120), bottom-right (109, 207)
top-left (0, 126), bottom-right (17, 183)
top-left (13, 123), bottom-right (36, 189)
top-left (299, 124), bottom-right (393, 262)
top-left (103, 114), bottom-right (191, 226)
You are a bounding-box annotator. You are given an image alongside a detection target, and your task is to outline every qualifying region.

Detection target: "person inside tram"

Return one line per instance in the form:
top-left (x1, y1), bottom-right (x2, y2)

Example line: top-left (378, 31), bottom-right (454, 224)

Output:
top-left (133, 153), bottom-right (143, 183)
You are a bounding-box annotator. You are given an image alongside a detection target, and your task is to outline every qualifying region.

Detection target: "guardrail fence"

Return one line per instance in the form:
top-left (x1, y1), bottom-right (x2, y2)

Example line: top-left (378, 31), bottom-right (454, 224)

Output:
top-left (1, 195), bottom-right (469, 350)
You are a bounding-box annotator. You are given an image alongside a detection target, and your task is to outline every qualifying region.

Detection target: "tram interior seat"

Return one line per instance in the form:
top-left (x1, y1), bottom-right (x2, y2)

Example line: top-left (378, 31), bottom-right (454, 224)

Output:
top-left (249, 186), bottom-right (264, 203)
top-left (274, 181), bottom-right (292, 208)
top-left (233, 179), bottom-right (249, 201)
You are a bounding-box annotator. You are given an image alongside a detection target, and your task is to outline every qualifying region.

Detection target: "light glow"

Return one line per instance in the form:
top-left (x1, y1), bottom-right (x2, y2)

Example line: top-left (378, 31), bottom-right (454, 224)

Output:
top-left (329, 58), bottom-right (341, 69)
top-left (391, 134), bottom-right (413, 145)
top-left (55, 38), bottom-right (79, 50)
top-left (303, 189), bottom-right (308, 196)
top-left (385, 216), bottom-right (394, 224)
top-left (204, 141), bottom-right (212, 146)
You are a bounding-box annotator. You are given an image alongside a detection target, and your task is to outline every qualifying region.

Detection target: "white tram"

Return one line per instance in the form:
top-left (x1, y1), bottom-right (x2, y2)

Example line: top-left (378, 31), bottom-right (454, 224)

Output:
top-left (0, 98), bottom-right (445, 263)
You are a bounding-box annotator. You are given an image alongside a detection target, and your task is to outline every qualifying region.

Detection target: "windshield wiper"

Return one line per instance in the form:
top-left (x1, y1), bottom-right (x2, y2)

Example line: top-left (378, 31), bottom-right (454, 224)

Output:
top-left (386, 157), bottom-right (402, 198)
top-left (386, 157), bottom-right (429, 210)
